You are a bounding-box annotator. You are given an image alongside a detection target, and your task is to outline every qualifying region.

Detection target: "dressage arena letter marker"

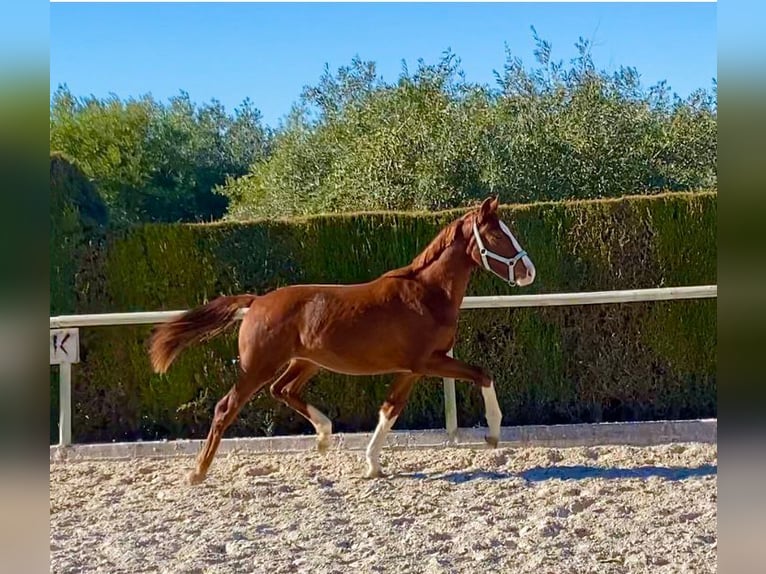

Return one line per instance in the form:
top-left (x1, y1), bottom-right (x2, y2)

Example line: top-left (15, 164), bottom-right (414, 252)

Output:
top-left (50, 328), bottom-right (80, 365)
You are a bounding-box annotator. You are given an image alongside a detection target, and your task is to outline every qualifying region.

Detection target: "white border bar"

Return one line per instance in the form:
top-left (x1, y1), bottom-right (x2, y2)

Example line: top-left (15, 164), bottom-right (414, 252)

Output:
top-left (50, 419), bottom-right (717, 462)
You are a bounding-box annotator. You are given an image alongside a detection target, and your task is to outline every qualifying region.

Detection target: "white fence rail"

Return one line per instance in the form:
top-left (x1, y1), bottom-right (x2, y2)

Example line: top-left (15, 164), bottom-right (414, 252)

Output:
top-left (49, 285), bottom-right (717, 447)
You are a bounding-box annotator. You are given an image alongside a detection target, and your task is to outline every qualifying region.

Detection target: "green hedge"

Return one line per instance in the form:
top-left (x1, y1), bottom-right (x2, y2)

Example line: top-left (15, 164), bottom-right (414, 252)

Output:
top-left (61, 191), bottom-right (716, 443)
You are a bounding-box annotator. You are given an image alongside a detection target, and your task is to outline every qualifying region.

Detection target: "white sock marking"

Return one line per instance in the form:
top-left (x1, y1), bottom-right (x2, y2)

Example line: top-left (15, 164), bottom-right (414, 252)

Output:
top-left (481, 384), bottom-right (502, 440)
top-left (307, 405), bottom-right (332, 438)
top-left (366, 411), bottom-right (397, 475)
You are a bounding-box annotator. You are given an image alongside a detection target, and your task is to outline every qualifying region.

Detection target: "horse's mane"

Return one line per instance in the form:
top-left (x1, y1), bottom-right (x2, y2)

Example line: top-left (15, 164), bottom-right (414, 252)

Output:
top-left (383, 216), bottom-right (467, 278)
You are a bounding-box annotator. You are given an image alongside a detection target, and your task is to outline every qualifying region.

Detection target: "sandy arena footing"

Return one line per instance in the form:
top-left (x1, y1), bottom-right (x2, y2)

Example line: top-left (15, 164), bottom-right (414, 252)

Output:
top-left (51, 440), bottom-right (717, 573)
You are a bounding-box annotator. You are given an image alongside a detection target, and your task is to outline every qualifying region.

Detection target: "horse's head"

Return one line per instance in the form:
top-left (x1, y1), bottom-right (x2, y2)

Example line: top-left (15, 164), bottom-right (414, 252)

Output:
top-left (466, 196), bottom-right (536, 287)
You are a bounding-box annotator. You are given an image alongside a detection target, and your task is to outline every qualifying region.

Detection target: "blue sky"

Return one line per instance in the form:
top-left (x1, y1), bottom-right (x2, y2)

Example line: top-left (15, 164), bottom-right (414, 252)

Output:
top-left (50, 2), bottom-right (717, 128)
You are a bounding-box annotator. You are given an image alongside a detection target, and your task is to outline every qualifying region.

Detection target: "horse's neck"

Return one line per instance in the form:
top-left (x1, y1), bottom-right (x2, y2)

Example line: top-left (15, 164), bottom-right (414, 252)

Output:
top-left (416, 241), bottom-right (474, 305)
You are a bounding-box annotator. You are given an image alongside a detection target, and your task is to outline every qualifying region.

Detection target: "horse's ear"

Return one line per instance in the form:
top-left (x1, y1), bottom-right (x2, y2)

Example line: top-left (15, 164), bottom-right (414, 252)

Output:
top-left (479, 196), bottom-right (494, 219)
top-left (490, 196), bottom-right (500, 213)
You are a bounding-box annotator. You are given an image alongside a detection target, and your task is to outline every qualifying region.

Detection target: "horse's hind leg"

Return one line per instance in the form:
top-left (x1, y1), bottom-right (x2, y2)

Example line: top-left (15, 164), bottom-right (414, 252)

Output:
top-left (269, 360), bottom-right (330, 451)
top-left (365, 373), bottom-right (421, 478)
top-left (186, 368), bottom-right (272, 485)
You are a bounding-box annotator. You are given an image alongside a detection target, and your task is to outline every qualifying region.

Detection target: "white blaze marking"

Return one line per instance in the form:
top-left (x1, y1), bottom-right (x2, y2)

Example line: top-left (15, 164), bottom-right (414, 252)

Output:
top-left (500, 219), bottom-right (535, 286)
top-left (366, 411), bottom-right (397, 475)
top-left (481, 384), bottom-right (502, 440)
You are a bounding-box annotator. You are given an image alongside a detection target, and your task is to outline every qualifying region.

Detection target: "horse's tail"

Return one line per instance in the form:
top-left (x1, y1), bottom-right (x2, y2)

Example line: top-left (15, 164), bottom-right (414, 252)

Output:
top-left (149, 294), bottom-right (257, 374)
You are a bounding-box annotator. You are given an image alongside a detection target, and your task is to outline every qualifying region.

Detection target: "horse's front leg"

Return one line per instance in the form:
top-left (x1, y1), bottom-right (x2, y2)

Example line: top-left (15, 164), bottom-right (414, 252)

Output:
top-left (419, 352), bottom-right (502, 447)
top-left (365, 373), bottom-right (421, 478)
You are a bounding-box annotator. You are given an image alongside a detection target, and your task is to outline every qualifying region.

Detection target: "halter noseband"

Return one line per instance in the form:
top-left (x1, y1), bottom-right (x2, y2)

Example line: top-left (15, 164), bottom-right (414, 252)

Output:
top-left (472, 219), bottom-right (527, 286)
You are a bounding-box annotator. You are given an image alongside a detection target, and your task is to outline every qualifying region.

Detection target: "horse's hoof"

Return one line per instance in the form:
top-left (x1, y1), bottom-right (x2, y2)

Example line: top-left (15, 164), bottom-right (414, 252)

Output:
top-left (485, 435), bottom-right (499, 449)
top-left (185, 470), bottom-right (206, 486)
top-left (317, 435), bottom-right (331, 454)
top-left (364, 467), bottom-right (386, 479)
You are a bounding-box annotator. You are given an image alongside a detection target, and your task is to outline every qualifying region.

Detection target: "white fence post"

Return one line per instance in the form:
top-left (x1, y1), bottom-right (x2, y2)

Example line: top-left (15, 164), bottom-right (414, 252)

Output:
top-left (59, 363), bottom-right (72, 447)
top-left (443, 348), bottom-right (458, 443)
top-left (50, 327), bottom-right (79, 447)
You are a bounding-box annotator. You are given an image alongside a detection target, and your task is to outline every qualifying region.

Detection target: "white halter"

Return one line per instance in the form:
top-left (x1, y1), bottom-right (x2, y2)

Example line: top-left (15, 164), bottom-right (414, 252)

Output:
top-left (472, 220), bottom-right (528, 286)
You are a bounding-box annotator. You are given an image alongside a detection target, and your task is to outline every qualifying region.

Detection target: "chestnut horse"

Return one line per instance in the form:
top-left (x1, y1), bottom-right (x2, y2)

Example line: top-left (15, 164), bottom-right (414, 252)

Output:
top-left (148, 196), bottom-right (535, 484)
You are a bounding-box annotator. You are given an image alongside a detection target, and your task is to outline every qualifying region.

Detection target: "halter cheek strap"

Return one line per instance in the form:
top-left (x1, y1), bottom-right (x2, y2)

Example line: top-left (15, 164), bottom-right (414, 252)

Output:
top-left (472, 220), bottom-right (527, 286)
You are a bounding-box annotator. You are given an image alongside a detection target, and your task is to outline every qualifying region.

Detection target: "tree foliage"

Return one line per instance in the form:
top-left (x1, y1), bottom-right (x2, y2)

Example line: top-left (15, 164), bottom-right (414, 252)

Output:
top-left (50, 86), bottom-right (271, 224)
top-left (219, 32), bottom-right (716, 219)
top-left (49, 30), bottom-right (716, 223)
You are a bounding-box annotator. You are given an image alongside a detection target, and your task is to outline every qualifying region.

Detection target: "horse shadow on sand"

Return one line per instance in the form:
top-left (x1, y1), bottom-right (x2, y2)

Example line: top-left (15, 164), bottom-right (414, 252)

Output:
top-left (399, 464), bottom-right (717, 484)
